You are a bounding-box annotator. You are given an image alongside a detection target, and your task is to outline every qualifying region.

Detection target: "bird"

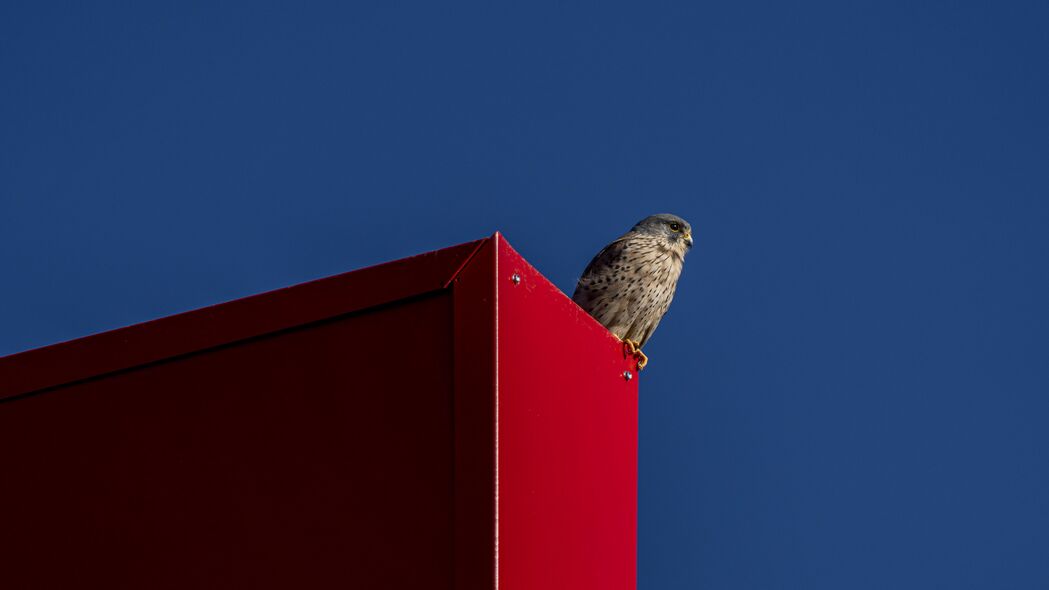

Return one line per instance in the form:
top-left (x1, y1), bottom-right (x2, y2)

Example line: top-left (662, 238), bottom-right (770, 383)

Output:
top-left (572, 214), bottom-right (693, 370)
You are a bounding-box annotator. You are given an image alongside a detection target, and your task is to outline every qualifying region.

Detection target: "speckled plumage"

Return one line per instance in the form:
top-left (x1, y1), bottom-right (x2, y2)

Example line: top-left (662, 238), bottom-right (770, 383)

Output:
top-left (572, 214), bottom-right (693, 348)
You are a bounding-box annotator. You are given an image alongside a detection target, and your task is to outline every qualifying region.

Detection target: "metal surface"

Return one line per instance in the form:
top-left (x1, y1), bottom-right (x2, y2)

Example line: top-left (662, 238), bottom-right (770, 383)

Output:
top-left (452, 236), bottom-right (498, 589)
top-left (0, 234), bottom-right (638, 589)
top-left (497, 238), bottom-right (639, 590)
top-left (0, 293), bottom-right (457, 588)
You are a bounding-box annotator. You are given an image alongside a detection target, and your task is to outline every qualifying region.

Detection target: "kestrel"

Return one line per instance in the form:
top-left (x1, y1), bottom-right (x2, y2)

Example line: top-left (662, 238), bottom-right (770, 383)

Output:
top-left (572, 214), bottom-right (693, 370)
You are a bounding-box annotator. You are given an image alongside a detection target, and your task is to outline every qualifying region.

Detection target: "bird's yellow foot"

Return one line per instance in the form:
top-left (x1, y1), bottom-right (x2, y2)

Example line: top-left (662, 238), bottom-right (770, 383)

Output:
top-left (634, 349), bottom-right (649, 371)
top-left (621, 339), bottom-right (649, 371)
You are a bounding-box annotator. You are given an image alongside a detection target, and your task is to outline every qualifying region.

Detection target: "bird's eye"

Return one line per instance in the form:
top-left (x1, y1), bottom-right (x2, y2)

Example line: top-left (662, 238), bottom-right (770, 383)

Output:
top-left (669, 222), bottom-right (681, 232)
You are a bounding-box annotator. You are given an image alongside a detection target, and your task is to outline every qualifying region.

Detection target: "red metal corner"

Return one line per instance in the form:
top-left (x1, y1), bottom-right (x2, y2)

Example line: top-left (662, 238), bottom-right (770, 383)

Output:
top-left (451, 234), bottom-right (498, 589)
top-left (0, 233), bottom-right (638, 589)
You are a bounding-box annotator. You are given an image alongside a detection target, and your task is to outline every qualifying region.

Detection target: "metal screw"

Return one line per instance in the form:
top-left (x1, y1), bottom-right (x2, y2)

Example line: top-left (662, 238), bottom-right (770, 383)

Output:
top-left (510, 273), bottom-right (521, 285)
top-left (623, 370), bottom-right (633, 381)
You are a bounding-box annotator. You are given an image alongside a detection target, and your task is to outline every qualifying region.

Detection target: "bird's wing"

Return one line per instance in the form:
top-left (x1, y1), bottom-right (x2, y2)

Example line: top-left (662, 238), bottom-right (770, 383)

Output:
top-left (577, 236), bottom-right (631, 283)
top-left (572, 236), bottom-right (630, 300)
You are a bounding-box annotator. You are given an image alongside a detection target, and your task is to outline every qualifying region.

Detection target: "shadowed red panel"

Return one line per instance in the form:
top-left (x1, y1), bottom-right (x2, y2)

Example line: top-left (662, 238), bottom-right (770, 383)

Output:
top-left (0, 294), bottom-right (454, 589)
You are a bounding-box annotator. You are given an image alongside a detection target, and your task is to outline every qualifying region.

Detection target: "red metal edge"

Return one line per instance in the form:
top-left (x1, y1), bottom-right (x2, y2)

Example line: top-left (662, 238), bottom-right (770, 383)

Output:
top-left (0, 239), bottom-right (485, 400)
top-left (451, 233), bottom-right (499, 590)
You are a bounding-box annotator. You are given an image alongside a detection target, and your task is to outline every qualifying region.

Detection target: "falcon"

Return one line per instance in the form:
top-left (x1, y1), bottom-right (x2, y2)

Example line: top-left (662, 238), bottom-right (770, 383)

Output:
top-left (572, 214), bottom-right (693, 370)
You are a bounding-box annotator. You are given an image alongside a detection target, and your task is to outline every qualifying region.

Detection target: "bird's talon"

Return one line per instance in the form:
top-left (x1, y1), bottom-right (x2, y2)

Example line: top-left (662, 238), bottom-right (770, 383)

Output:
top-left (621, 338), bottom-right (639, 356)
top-left (634, 350), bottom-right (649, 371)
top-left (620, 339), bottom-right (647, 371)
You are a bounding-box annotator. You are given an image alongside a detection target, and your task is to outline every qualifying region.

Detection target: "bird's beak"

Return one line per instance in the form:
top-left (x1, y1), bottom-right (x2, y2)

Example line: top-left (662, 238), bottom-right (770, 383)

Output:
top-left (684, 232), bottom-right (693, 249)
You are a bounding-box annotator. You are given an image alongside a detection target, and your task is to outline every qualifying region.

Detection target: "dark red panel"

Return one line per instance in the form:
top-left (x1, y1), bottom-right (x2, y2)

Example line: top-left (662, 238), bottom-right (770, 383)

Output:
top-left (451, 237), bottom-right (497, 590)
top-left (496, 238), bottom-right (639, 590)
top-left (0, 293), bottom-right (455, 589)
top-left (0, 239), bottom-right (483, 400)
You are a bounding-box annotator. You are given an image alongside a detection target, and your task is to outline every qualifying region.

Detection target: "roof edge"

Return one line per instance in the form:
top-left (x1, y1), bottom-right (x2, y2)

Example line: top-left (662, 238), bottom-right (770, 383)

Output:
top-left (0, 238), bottom-right (488, 401)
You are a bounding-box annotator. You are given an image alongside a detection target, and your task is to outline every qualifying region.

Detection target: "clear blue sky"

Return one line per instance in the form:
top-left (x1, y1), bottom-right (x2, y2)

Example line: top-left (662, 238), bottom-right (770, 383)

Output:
top-left (3, 2), bottom-right (1048, 588)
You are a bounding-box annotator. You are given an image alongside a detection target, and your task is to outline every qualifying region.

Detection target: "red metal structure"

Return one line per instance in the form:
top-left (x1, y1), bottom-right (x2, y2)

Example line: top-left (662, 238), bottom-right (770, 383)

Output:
top-left (0, 234), bottom-right (638, 589)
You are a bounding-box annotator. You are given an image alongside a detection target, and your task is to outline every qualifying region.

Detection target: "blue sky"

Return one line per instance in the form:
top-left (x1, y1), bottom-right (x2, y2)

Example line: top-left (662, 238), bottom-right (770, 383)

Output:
top-left (3, 2), bottom-right (1048, 587)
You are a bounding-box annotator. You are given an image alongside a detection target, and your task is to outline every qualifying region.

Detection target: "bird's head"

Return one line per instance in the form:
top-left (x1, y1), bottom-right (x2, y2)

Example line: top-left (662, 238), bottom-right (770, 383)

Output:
top-left (632, 213), bottom-right (694, 254)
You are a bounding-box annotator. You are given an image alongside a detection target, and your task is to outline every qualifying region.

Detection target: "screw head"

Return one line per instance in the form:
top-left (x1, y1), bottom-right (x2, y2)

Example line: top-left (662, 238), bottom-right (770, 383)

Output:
top-left (510, 273), bottom-right (521, 285)
top-left (623, 370), bottom-right (633, 381)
